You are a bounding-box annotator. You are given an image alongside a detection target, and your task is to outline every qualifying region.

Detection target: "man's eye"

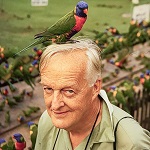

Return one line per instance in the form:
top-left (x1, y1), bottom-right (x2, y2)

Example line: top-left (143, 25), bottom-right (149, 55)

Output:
top-left (43, 87), bottom-right (53, 94)
top-left (67, 90), bottom-right (74, 93)
top-left (63, 90), bottom-right (75, 97)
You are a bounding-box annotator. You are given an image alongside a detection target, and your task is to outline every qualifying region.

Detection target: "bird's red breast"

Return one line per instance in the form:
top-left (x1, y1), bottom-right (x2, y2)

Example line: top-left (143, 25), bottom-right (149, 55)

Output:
top-left (73, 15), bottom-right (87, 32)
top-left (15, 142), bottom-right (26, 150)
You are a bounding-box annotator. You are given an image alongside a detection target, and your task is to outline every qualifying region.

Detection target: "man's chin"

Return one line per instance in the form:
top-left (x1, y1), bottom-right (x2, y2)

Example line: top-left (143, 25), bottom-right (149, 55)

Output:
top-left (52, 118), bottom-right (70, 130)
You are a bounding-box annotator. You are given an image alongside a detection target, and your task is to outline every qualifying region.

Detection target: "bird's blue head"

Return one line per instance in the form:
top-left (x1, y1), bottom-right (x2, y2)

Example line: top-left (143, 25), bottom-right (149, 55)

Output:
top-left (4, 63), bottom-right (9, 68)
top-left (140, 73), bottom-right (144, 78)
top-left (109, 59), bottom-right (114, 64)
top-left (33, 47), bottom-right (38, 51)
top-left (75, 1), bottom-right (88, 17)
top-left (0, 138), bottom-right (6, 145)
top-left (13, 133), bottom-right (23, 142)
top-left (27, 121), bottom-right (35, 127)
top-left (32, 60), bottom-right (38, 66)
top-left (146, 70), bottom-right (150, 75)
top-left (110, 85), bottom-right (116, 90)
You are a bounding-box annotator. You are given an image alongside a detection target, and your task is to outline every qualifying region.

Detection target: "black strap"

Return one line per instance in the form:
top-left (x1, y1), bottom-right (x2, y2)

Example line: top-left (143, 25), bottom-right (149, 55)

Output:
top-left (113, 116), bottom-right (133, 150)
top-left (84, 110), bottom-right (100, 150)
top-left (52, 129), bottom-right (60, 150)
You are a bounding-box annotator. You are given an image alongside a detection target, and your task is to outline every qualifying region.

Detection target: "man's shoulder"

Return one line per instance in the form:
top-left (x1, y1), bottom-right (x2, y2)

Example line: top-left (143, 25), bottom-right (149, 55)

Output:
top-left (112, 104), bottom-right (132, 121)
top-left (112, 105), bottom-right (150, 149)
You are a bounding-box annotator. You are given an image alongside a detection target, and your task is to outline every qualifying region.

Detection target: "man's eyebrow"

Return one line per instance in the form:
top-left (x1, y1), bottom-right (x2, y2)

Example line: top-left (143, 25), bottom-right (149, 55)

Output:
top-left (39, 81), bottom-right (48, 86)
top-left (39, 80), bottom-right (49, 85)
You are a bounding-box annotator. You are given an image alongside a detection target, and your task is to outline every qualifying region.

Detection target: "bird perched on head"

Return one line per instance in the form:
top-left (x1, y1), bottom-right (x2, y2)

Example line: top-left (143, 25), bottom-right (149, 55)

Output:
top-left (15, 1), bottom-right (88, 56)
top-left (13, 133), bottom-right (26, 150)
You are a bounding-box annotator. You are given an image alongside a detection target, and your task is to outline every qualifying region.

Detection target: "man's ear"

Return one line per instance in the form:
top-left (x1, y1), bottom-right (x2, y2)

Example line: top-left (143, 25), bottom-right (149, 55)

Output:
top-left (92, 78), bottom-right (102, 100)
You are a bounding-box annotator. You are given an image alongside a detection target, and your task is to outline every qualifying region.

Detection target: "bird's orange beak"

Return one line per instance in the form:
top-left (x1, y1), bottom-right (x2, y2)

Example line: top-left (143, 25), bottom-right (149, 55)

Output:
top-left (83, 9), bottom-right (88, 15)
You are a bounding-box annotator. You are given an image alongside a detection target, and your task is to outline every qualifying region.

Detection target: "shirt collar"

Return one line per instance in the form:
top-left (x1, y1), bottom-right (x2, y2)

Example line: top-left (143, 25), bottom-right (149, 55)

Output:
top-left (93, 90), bottom-right (115, 143)
top-left (99, 90), bottom-right (114, 123)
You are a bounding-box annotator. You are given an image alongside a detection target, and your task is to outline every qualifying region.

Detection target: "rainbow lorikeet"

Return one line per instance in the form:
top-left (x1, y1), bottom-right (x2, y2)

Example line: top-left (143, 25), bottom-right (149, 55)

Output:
top-left (27, 121), bottom-right (38, 150)
top-left (13, 133), bottom-right (26, 150)
top-left (5, 110), bottom-right (11, 125)
top-left (0, 101), bottom-right (5, 111)
top-left (0, 138), bottom-right (8, 149)
top-left (16, 1), bottom-right (88, 55)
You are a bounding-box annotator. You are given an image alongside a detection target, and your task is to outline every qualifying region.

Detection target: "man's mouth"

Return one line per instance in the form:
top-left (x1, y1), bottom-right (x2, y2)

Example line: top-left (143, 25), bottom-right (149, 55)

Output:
top-left (52, 110), bottom-right (69, 118)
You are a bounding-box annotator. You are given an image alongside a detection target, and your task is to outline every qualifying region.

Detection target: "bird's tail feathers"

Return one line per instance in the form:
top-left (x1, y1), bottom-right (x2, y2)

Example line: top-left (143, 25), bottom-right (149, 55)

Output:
top-left (14, 39), bottom-right (44, 57)
top-left (34, 33), bottom-right (54, 39)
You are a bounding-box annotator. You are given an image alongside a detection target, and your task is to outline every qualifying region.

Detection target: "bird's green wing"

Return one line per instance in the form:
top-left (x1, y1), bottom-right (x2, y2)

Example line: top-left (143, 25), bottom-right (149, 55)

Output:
top-left (116, 91), bottom-right (126, 105)
top-left (35, 10), bottom-right (76, 38)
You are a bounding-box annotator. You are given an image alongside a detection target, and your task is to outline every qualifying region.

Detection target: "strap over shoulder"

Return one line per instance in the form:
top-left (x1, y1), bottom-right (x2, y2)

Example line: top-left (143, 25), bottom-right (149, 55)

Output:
top-left (113, 116), bottom-right (134, 150)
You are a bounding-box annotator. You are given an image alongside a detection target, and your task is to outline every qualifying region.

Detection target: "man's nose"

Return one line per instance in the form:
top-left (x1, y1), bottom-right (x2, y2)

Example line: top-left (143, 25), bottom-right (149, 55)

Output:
top-left (51, 90), bottom-right (64, 110)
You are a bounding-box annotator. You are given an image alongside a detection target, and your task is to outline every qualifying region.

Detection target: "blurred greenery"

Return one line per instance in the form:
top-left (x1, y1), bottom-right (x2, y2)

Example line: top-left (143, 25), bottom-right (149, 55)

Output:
top-left (0, 0), bottom-right (148, 51)
top-left (0, 0), bottom-right (130, 49)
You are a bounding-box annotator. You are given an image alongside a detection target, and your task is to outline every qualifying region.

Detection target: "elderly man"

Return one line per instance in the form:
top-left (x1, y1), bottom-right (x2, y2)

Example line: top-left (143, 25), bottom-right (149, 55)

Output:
top-left (35, 39), bottom-right (150, 150)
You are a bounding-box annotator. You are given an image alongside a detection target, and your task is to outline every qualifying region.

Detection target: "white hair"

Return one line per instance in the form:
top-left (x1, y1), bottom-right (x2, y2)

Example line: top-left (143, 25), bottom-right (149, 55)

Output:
top-left (39, 38), bottom-right (102, 86)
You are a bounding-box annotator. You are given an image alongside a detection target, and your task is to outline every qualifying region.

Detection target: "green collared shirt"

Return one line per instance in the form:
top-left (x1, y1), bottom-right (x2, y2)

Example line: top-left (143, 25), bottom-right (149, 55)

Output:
top-left (35, 90), bottom-right (150, 150)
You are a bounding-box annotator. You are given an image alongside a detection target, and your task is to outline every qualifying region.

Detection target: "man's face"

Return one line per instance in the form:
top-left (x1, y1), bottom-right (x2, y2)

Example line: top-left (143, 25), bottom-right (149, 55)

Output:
top-left (40, 50), bottom-right (95, 131)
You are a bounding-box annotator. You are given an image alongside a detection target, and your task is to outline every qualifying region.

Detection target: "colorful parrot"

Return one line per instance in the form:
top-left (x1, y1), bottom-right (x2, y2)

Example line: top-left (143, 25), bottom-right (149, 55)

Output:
top-left (33, 47), bottom-right (43, 57)
top-left (143, 71), bottom-right (150, 92)
top-left (122, 81), bottom-right (135, 100)
top-left (1, 88), bottom-right (9, 96)
top-left (0, 63), bottom-right (11, 81)
top-left (109, 86), bottom-right (127, 106)
top-left (15, 1), bottom-right (88, 55)
top-left (13, 133), bottom-right (26, 150)
top-left (27, 121), bottom-right (38, 150)
top-left (13, 89), bottom-right (26, 103)
top-left (5, 110), bottom-right (11, 125)
top-left (12, 65), bottom-right (35, 89)
top-left (7, 137), bottom-right (15, 150)
top-left (0, 138), bottom-right (8, 150)
top-left (106, 26), bottom-right (120, 36)
top-left (28, 106), bottom-right (40, 113)
top-left (7, 80), bottom-right (17, 92)
top-left (22, 109), bottom-right (32, 117)
top-left (5, 97), bottom-right (17, 107)
top-left (145, 70), bottom-right (150, 80)
top-left (17, 115), bottom-right (25, 123)
top-left (0, 100), bottom-right (5, 111)
top-left (26, 91), bottom-right (34, 98)
top-left (140, 73), bottom-right (145, 84)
